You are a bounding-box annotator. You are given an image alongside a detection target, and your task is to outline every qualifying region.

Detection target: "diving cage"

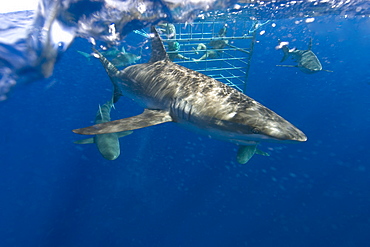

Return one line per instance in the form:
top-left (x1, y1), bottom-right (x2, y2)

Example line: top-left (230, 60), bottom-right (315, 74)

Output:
top-left (155, 15), bottom-right (268, 93)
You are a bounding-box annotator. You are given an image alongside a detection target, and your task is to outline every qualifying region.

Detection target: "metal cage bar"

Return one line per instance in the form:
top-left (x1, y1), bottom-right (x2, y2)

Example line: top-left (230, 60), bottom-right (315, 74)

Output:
top-left (157, 17), bottom-right (261, 93)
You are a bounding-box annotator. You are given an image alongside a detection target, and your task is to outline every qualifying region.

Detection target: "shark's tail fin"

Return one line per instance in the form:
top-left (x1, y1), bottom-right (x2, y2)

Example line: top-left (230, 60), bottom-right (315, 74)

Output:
top-left (280, 45), bottom-right (291, 62)
top-left (92, 48), bottom-right (119, 76)
top-left (92, 47), bottom-right (123, 103)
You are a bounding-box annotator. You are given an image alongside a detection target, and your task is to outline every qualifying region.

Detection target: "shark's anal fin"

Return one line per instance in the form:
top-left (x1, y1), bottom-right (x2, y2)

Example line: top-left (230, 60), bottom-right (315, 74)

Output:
top-left (74, 137), bottom-right (94, 144)
top-left (73, 109), bottom-right (173, 135)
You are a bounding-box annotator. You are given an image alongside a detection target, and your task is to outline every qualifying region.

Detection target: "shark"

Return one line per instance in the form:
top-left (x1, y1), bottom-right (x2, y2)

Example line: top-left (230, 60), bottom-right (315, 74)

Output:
top-left (74, 100), bottom-right (133, 160)
top-left (77, 47), bottom-right (141, 68)
top-left (73, 26), bottom-right (307, 164)
top-left (277, 38), bottom-right (332, 74)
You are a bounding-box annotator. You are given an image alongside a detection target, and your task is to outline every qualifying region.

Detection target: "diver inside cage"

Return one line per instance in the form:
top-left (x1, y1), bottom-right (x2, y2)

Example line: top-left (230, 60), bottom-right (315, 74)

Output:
top-left (135, 23), bottom-right (190, 61)
top-left (158, 23), bottom-right (190, 61)
top-left (192, 24), bottom-right (229, 62)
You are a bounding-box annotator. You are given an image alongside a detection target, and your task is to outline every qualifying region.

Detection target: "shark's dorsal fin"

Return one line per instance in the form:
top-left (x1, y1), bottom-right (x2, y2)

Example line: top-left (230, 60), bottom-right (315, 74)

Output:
top-left (149, 26), bottom-right (170, 63)
top-left (73, 109), bottom-right (173, 135)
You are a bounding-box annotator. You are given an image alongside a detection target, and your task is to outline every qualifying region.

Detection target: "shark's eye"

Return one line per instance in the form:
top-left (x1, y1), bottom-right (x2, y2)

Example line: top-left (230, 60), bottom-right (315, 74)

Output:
top-left (252, 127), bottom-right (260, 134)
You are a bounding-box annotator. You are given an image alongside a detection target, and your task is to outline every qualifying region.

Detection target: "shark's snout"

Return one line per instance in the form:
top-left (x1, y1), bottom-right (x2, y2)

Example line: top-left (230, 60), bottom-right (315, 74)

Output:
top-left (102, 152), bottom-right (119, 160)
top-left (262, 122), bottom-right (307, 142)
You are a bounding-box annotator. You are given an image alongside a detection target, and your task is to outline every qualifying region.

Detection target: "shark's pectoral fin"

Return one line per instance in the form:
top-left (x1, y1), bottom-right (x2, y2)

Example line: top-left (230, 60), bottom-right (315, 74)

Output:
top-left (73, 109), bottom-right (173, 135)
top-left (256, 149), bottom-right (270, 157)
top-left (76, 50), bottom-right (91, 61)
top-left (236, 145), bottom-right (257, 164)
top-left (117, 130), bottom-right (133, 138)
top-left (74, 137), bottom-right (95, 144)
top-left (323, 69), bottom-right (333, 73)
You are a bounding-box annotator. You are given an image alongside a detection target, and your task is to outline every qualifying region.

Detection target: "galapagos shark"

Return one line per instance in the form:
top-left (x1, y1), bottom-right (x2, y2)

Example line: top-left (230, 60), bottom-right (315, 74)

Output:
top-left (77, 47), bottom-right (141, 68)
top-left (277, 38), bottom-right (332, 74)
top-left (74, 100), bottom-right (133, 160)
top-left (73, 26), bottom-right (307, 164)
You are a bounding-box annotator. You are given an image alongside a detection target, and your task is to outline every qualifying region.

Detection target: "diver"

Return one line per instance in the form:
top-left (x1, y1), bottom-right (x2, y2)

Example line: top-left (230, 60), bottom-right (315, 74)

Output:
top-left (135, 24), bottom-right (190, 61)
top-left (193, 24), bottom-right (229, 62)
top-left (158, 23), bottom-right (190, 61)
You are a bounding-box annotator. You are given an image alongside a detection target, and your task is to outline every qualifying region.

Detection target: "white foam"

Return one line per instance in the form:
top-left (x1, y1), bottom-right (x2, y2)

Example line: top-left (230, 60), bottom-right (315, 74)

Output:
top-left (0, 0), bottom-right (39, 13)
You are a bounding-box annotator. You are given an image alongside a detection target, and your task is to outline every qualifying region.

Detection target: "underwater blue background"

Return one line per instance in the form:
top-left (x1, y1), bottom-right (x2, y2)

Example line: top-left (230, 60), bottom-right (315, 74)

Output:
top-left (1, 15), bottom-right (370, 247)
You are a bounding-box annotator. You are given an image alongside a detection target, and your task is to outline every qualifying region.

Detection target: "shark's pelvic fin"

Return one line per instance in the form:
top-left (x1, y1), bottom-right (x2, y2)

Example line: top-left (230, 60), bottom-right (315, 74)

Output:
top-left (73, 109), bottom-right (173, 135)
top-left (74, 137), bottom-right (95, 144)
top-left (149, 26), bottom-right (170, 63)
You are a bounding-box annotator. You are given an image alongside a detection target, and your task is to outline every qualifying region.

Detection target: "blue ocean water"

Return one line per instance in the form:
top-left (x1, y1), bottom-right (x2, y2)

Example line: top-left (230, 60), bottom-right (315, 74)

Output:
top-left (1, 6), bottom-right (370, 247)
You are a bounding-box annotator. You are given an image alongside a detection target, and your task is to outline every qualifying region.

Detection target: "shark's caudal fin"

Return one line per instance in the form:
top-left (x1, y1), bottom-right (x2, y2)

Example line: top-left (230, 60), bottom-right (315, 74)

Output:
top-left (92, 47), bottom-right (123, 103)
top-left (149, 26), bottom-right (170, 63)
top-left (73, 109), bottom-right (173, 135)
top-left (280, 45), bottom-right (291, 62)
top-left (92, 47), bottom-right (120, 77)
